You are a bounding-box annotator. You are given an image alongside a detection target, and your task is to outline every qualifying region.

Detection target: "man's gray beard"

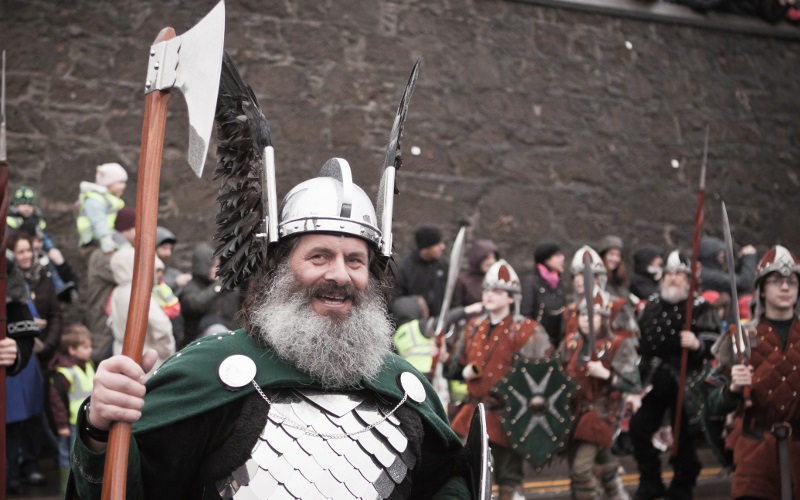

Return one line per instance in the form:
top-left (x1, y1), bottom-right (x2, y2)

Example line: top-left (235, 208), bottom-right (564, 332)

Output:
top-left (660, 283), bottom-right (689, 304)
top-left (248, 264), bottom-right (393, 389)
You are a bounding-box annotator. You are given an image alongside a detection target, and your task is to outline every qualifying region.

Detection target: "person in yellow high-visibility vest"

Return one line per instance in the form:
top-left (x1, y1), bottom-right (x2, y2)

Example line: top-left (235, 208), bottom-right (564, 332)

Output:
top-left (48, 325), bottom-right (95, 494)
top-left (392, 295), bottom-right (483, 383)
top-left (76, 162), bottom-right (128, 254)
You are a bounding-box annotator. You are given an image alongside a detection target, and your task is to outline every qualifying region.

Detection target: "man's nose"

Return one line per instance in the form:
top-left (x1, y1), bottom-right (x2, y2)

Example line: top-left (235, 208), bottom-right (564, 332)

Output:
top-left (324, 256), bottom-right (351, 285)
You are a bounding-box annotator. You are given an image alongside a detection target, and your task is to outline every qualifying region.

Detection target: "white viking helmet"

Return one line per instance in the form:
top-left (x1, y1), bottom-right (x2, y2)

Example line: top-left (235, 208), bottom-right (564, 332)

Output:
top-left (663, 250), bottom-right (691, 275)
top-left (483, 259), bottom-right (521, 294)
top-left (754, 245), bottom-right (800, 283)
top-left (483, 259), bottom-right (522, 317)
top-left (571, 245), bottom-right (606, 275)
top-left (753, 245), bottom-right (800, 318)
top-left (278, 158), bottom-right (382, 247)
top-left (571, 245), bottom-right (607, 291)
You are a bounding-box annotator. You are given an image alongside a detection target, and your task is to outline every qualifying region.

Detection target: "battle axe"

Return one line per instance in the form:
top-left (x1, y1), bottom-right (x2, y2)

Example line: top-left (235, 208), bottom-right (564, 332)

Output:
top-left (102, 3), bottom-right (225, 498)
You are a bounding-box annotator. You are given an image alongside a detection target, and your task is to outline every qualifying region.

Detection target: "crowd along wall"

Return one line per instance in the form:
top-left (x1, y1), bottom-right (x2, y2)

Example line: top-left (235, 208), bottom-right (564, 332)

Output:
top-left (0, 0), bottom-right (798, 276)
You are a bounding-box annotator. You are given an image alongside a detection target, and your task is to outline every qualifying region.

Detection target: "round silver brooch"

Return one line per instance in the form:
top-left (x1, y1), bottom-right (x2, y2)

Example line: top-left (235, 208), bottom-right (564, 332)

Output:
top-left (218, 355), bottom-right (257, 391)
top-left (399, 371), bottom-right (427, 404)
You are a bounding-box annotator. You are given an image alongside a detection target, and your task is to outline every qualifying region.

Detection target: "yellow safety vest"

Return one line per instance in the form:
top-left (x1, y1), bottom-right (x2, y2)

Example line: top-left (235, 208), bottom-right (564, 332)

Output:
top-left (55, 363), bottom-right (96, 425)
top-left (76, 191), bottom-right (124, 246)
top-left (392, 320), bottom-right (435, 374)
top-left (7, 215), bottom-right (46, 232)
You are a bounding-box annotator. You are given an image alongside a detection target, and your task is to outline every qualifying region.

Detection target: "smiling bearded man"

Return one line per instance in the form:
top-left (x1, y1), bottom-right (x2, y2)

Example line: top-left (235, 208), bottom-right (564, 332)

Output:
top-left (242, 252), bottom-right (393, 390)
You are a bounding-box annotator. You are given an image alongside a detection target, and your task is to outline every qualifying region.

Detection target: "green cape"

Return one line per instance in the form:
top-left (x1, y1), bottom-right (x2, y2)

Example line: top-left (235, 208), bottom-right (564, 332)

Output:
top-left (134, 329), bottom-right (461, 448)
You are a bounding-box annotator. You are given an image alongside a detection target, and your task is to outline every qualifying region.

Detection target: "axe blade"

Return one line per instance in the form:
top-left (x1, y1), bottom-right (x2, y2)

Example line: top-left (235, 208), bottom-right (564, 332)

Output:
top-left (146, 1), bottom-right (225, 177)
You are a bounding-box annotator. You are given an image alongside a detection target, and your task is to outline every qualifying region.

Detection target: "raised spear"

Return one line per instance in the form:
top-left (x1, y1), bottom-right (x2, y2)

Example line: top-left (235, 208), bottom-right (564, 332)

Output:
top-left (672, 125), bottom-right (708, 457)
top-left (0, 48), bottom-right (8, 495)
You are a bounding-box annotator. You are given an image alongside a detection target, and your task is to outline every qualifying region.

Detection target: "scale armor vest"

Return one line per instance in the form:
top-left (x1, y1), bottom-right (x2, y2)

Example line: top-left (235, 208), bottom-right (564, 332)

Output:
top-left (216, 388), bottom-right (415, 499)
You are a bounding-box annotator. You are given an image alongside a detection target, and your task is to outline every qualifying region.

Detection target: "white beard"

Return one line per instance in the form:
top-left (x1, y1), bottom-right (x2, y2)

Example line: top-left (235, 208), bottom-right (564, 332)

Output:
top-left (660, 282), bottom-right (689, 304)
top-left (247, 263), bottom-right (393, 389)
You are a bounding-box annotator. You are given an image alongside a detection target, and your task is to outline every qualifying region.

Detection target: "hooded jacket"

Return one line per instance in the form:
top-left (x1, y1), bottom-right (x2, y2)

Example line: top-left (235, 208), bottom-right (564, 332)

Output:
top-left (697, 236), bottom-right (758, 295)
top-left (453, 239), bottom-right (498, 307)
top-left (109, 247), bottom-right (174, 374)
top-left (178, 243), bottom-right (240, 347)
top-left (629, 245), bottom-right (663, 301)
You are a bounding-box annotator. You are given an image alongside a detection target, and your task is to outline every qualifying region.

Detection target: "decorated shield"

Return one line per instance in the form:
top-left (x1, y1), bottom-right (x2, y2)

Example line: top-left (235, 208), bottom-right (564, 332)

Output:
top-left (496, 354), bottom-right (579, 469)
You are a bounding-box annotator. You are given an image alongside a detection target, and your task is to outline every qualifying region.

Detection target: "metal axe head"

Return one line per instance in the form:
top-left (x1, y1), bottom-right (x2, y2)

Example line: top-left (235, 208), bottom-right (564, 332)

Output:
top-left (145, 1), bottom-right (225, 177)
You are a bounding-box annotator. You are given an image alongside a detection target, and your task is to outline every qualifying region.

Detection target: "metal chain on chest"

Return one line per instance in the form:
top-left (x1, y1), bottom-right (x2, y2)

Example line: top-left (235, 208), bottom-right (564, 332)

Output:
top-left (251, 380), bottom-right (408, 440)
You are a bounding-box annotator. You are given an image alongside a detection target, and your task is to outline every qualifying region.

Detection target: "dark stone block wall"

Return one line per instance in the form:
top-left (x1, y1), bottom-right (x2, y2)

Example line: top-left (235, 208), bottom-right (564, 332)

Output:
top-left (1, 0), bottom-right (798, 277)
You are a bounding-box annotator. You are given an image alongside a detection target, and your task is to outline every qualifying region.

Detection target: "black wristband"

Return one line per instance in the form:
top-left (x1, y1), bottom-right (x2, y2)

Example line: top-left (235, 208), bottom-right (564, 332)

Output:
top-left (83, 403), bottom-right (110, 443)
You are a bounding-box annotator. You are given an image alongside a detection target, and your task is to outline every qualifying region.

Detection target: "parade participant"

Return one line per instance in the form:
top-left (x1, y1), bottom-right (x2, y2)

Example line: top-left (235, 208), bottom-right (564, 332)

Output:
top-left (559, 287), bottom-right (641, 500)
top-left (629, 251), bottom-right (720, 500)
top-left (392, 223), bottom-right (449, 317)
top-left (450, 259), bottom-right (551, 500)
top-left (69, 55), bottom-right (477, 498)
top-left (707, 245), bottom-right (800, 500)
top-left (565, 246), bottom-right (639, 341)
top-left (564, 245), bottom-right (608, 336)
top-left (76, 162), bottom-right (128, 254)
top-left (521, 241), bottom-right (568, 347)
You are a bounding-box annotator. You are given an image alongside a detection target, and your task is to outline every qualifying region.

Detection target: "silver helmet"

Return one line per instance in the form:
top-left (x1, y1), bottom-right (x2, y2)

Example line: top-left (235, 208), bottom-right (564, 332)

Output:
top-left (753, 245), bottom-right (800, 318)
top-left (663, 250), bottom-right (691, 275)
top-left (483, 259), bottom-right (522, 316)
top-left (278, 158), bottom-right (381, 247)
top-left (570, 245), bottom-right (606, 275)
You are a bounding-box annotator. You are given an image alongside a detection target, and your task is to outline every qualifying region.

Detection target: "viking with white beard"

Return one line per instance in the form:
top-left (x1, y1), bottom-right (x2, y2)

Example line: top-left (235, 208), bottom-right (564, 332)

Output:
top-left (69, 54), bottom-right (483, 499)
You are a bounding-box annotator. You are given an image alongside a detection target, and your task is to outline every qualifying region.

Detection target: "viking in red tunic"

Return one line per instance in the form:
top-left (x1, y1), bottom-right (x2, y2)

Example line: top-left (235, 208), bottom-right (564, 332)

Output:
top-left (560, 287), bottom-right (641, 500)
top-left (449, 259), bottom-right (551, 500)
top-left (708, 245), bottom-right (800, 500)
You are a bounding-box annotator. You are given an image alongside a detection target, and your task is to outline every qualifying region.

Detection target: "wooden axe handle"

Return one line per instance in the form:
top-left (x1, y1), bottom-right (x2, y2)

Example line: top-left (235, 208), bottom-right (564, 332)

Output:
top-left (101, 27), bottom-right (175, 500)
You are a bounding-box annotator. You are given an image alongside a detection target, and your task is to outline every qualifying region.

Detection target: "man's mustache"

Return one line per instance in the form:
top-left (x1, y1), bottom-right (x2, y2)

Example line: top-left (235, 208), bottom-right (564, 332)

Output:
top-left (296, 280), bottom-right (359, 304)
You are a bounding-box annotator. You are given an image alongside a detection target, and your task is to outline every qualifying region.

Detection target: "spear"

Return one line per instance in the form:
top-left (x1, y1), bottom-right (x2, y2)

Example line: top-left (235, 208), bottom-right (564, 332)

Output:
top-left (672, 125), bottom-right (708, 457)
top-left (0, 49), bottom-right (9, 494)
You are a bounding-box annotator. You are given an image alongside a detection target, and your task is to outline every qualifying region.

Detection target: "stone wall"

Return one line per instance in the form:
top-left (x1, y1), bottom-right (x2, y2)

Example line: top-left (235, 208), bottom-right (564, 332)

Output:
top-left (1, 0), bottom-right (798, 277)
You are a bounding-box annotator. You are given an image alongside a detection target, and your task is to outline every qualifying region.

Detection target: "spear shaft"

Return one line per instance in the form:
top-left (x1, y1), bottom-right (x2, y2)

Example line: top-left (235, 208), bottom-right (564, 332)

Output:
top-left (0, 48), bottom-right (9, 494)
top-left (672, 126), bottom-right (708, 457)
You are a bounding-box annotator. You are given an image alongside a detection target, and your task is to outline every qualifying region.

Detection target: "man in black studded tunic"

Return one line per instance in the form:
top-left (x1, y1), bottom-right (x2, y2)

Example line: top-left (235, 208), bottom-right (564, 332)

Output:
top-left (629, 251), bottom-right (720, 500)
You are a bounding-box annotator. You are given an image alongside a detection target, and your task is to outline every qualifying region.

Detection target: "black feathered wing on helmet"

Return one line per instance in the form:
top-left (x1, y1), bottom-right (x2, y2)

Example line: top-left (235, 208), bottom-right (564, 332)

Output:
top-left (213, 53), bottom-right (271, 291)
